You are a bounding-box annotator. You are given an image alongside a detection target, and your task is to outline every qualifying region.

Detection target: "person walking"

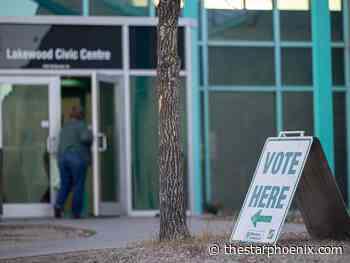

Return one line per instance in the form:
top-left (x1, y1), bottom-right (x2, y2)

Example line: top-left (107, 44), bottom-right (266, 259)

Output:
top-left (54, 106), bottom-right (93, 219)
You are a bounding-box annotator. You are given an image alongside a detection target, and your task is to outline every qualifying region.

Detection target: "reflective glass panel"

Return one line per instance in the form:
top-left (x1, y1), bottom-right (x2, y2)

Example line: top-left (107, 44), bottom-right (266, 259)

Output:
top-left (279, 0), bottom-right (311, 41)
top-left (333, 92), bottom-right (348, 203)
top-left (206, 0), bottom-right (273, 41)
top-left (209, 47), bottom-right (275, 85)
top-left (99, 81), bottom-right (119, 202)
top-left (282, 48), bottom-right (313, 85)
top-left (129, 26), bottom-right (186, 70)
top-left (278, 0), bottom-right (309, 10)
top-left (283, 92), bottom-right (314, 135)
top-left (90, 0), bottom-right (148, 16)
top-left (330, 0), bottom-right (343, 41)
top-left (131, 77), bottom-right (188, 210)
top-left (0, 0), bottom-right (82, 16)
top-left (1, 84), bottom-right (50, 203)
top-left (330, 0), bottom-right (342, 11)
top-left (209, 92), bottom-right (276, 211)
top-left (332, 48), bottom-right (345, 86)
top-left (205, 0), bottom-right (272, 10)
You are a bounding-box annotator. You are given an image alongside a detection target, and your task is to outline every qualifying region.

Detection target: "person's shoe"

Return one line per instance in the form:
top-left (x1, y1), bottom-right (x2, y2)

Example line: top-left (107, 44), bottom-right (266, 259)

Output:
top-left (54, 207), bottom-right (63, 219)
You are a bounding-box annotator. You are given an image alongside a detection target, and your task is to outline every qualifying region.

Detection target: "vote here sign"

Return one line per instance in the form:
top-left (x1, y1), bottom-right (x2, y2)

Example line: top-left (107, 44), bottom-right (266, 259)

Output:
top-left (231, 136), bottom-right (313, 244)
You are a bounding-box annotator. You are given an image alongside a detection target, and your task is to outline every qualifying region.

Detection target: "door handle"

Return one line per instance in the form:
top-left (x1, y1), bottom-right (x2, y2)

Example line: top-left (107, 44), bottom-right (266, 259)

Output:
top-left (46, 137), bottom-right (51, 153)
top-left (46, 137), bottom-right (57, 154)
top-left (97, 133), bottom-right (107, 152)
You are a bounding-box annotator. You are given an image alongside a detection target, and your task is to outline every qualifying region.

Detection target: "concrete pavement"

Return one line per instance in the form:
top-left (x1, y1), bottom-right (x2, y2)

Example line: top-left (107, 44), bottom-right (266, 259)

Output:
top-left (0, 217), bottom-right (306, 259)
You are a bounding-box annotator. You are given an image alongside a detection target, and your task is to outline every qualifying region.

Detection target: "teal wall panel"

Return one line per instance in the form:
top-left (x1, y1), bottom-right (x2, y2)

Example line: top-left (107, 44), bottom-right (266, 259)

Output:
top-left (184, 0), bottom-right (203, 214)
top-left (311, 0), bottom-right (335, 172)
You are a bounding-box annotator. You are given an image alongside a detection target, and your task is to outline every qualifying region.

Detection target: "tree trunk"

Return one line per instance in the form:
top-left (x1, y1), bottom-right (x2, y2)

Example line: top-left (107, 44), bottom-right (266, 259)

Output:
top-left (157, 0), bottom-right (190, 241)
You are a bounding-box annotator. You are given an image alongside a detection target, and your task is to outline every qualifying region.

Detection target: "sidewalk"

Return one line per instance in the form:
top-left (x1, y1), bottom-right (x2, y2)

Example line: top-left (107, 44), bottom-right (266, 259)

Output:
top-left (0, 217), bottom-right (306, 259)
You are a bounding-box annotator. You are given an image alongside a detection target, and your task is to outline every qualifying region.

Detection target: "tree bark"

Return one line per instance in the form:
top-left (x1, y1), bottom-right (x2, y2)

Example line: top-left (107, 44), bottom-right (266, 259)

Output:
top-left (157, 0), bottom-right (190, 241)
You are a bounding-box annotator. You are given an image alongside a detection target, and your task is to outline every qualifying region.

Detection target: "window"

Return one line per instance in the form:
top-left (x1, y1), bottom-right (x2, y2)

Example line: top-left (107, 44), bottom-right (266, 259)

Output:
top-left (206, 0), bottom-right (273, 41)
top-left (283, 92), bottom-right (314, 135)
top-left (0, 0), bottom-right (82, 16)
top-left (90, 0), bottom-right (148, 16)
top-left (129, 26), bottom-right (186, 69)
top-left (282, 48), bottom-right (313, 85)
top-left (209, 47), bottom-right (275, 85)
top-left (130, 77), bottom-right (188, 210)
top-left (279, 0), bottom-right (311, 41)
top-left (209, 92), bottom-right (276, 211)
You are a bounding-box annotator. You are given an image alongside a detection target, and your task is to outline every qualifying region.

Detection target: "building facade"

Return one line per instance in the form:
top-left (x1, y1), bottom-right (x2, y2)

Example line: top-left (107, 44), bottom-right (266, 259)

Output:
top-left (0, 0), bottom-right (348, 217)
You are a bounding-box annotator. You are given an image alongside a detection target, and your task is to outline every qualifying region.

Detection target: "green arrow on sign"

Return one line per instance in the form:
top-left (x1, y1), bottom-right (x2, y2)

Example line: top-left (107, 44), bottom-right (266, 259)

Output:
top-left (251, 209), bottom-right (272, 227)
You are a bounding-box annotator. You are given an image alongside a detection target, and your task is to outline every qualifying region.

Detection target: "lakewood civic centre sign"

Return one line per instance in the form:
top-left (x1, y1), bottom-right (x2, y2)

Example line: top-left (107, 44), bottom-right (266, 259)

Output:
top-left (0, 24), bottom-right (122, 69)
top-left (231, 134), bottom-right (313, 243)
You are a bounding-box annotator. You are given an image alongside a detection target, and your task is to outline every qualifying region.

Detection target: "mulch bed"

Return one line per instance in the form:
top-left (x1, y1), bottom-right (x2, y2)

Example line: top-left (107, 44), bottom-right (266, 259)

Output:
top-left (2, 231), bottom-right (349, 263)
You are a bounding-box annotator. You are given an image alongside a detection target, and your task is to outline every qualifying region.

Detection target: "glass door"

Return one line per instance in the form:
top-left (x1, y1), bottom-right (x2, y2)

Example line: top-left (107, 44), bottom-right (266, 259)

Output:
top-left (0, 76), bottom-right (60, 218)
top-left (93, 73), bottom-right (122, 216)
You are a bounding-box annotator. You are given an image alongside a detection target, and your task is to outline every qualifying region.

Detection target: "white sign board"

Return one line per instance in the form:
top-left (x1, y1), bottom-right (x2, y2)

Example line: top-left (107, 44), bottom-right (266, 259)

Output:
top-left (231, 136), bottom-right (313, 243)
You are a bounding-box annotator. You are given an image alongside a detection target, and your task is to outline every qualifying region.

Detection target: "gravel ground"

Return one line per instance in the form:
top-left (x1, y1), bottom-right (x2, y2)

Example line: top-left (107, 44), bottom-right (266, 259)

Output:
top-left (1, 231), bottom-right (349, 263)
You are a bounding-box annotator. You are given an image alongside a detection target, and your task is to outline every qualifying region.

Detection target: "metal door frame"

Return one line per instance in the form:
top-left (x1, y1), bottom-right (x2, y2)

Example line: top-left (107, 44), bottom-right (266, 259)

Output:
top-left (0, 76), bottom-right (60, 218)
top-left (92, 72), bottom-right (127, 216)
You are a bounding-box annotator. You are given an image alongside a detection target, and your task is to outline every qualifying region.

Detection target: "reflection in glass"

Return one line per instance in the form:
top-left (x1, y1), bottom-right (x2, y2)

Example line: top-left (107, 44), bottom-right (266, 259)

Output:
top-left (333, 93), bottom-right (348, 203)
top-left (207, 10), bottom-right (273, 41)
top-left (331, 0), bottom-right (343, 41)
top-left (0, 0), bottom-right (82, 15)
top-left (206, 0), bottom-right (273, 41)
top-left (131, 77), bottom-right (188, 210)
top-left (283, 92), bottom-right (314, 135)
top-left (209, 47), bottom-right (275, 85)
top-left (278, 0), bottom-right (309, 10)
top-left (205, 0), bottom-right (243, 9)
top-left (330, 0), bottom-right (342, 11)
top-left (332, 48), bottom-right (345, 86)
top-left (1, 84), bottom-right (50, 203)
top-left (205, 0), bottom-right (272, 10)
top-left (90, 0), bottom-right (148, 16)
top-left (35, 0), bottom-right (82, 15)
top-left (209, 92), bottom-right (276, 211)
top-left (129, 26), bottom-right (186, 69)
top-left (282, 48), bottom-right (313, 85)
top-left (280, 11), bottom-right (311, 41)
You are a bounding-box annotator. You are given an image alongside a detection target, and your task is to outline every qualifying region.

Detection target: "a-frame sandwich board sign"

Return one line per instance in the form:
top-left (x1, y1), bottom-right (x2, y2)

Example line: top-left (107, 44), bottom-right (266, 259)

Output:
top-left (231, 131), bottom-right (350, 244)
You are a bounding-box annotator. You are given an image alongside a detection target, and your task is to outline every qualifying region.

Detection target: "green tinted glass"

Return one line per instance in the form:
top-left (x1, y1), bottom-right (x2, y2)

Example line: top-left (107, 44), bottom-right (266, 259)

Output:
top-left (1, 84), bottom-right (50, 203)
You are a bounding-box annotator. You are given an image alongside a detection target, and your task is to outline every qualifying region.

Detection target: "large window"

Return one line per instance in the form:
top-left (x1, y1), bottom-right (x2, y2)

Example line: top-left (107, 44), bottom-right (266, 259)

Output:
top-left (0, 0), bottom-right (82, 16)
top-left (0, 0), bottom-right (151, 16)
top-left (281, 48), bottom-right (313, 85)
top-left (90, 0), bottom-right (148, 16)
top-left (129, 26), bottom-right (186, 70)
top-left (208, 47), bottom-right (275, 85)
top-left (130, 77), bottom-right (188, 210)
top-left (206, 0), bottom-right (273, 41)
top-left (282, 92), bottom-right (314, 134)
top-left (333, 93), bottom-right (348, 202)
top-left (201, 0), bottom-right (348, 210)
top-left (279, 0), bottom-right (311, 41)
top-left (209, 92), bottom-right (276, 211)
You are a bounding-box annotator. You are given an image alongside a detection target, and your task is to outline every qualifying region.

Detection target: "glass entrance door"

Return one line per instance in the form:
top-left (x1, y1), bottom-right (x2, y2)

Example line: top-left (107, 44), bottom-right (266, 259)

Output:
top-left (0, 76), bottom-right (60, 218)
top-left (93, 74), bottom-right (122, 216)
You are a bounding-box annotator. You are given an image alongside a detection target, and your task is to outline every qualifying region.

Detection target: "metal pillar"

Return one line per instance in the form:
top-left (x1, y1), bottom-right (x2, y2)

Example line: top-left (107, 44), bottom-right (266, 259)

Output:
top-left (184, 0), bottom-right (203, 214)
top-left (311, 0), bottom-right (335, 172)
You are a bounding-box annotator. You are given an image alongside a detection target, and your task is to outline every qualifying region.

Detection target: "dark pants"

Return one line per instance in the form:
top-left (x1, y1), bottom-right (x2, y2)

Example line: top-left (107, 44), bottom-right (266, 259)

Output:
top-left (55, 151), bottom-right (87, 217)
